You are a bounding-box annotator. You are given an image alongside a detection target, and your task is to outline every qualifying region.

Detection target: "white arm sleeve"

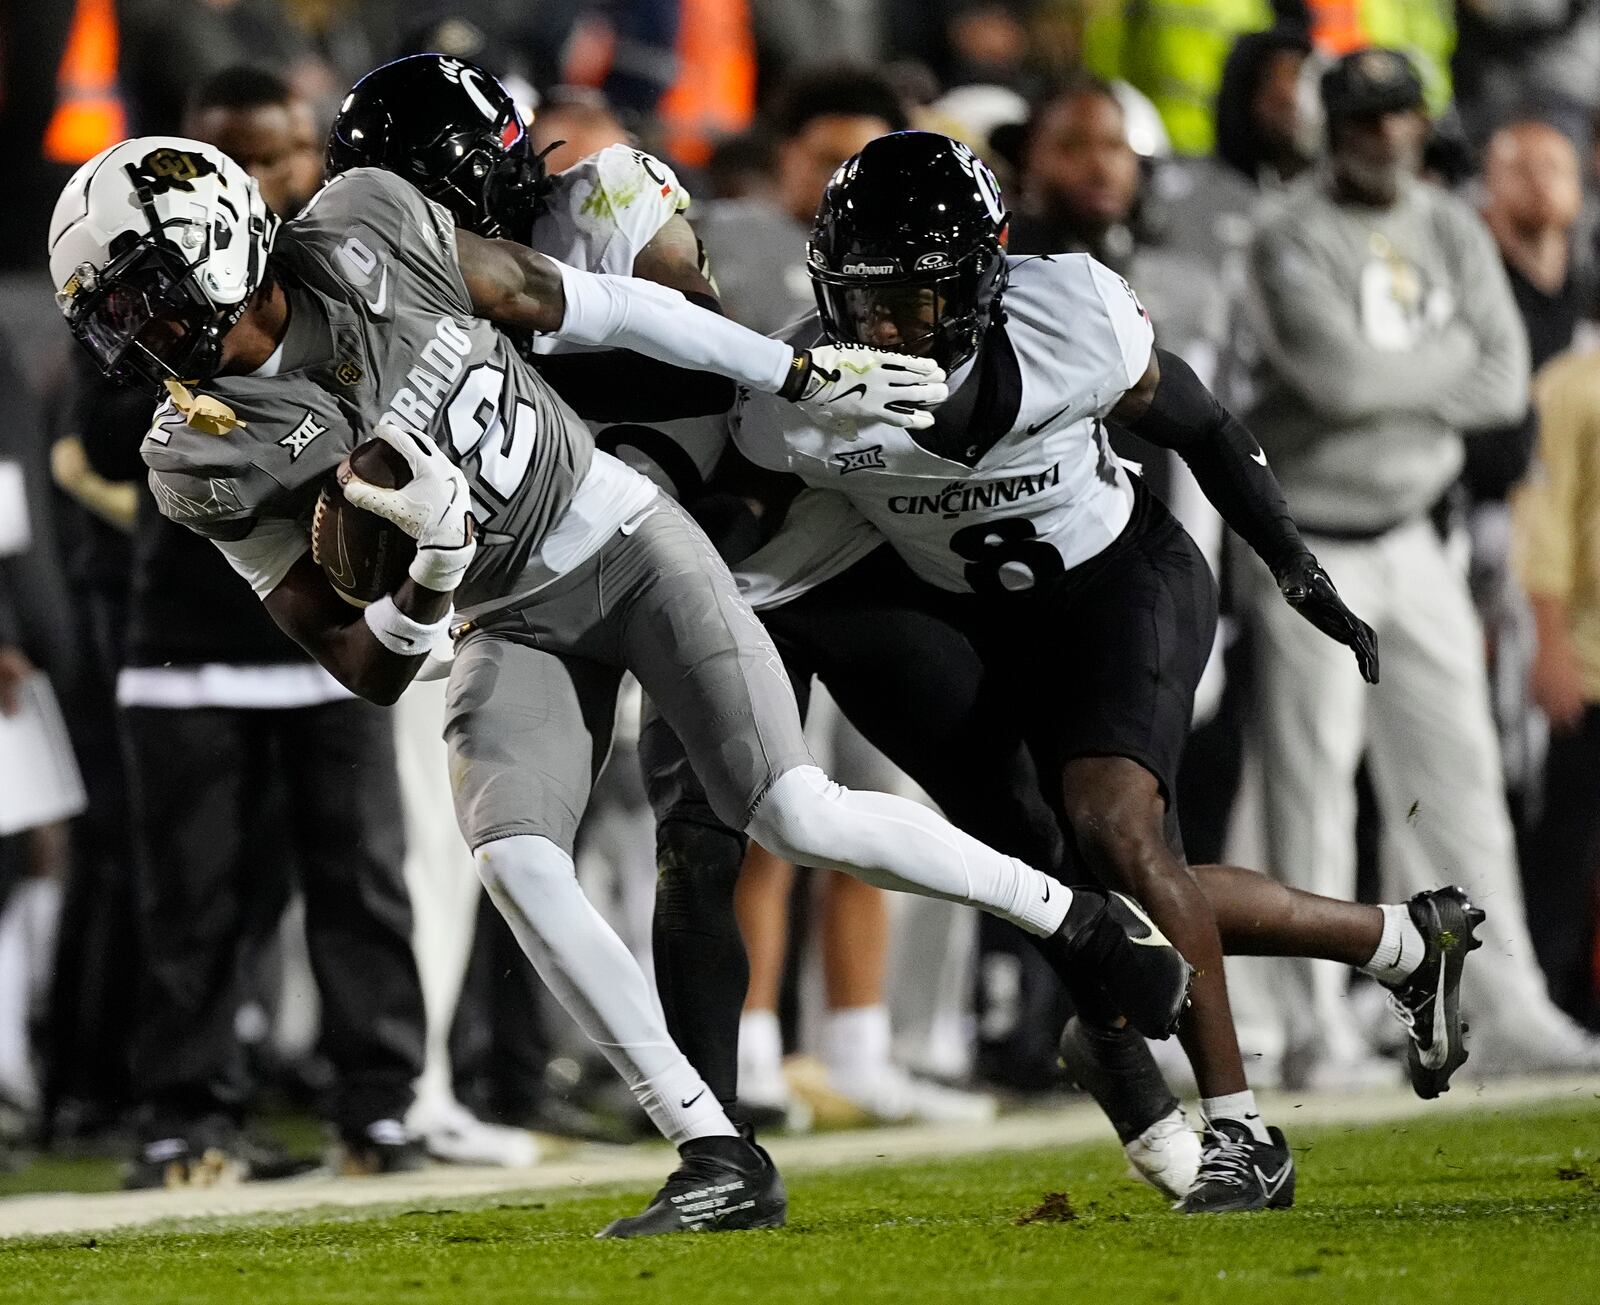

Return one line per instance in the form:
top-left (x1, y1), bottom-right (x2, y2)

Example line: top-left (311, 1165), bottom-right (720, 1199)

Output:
top-left (210, 519), bottom-right (308, 599)
top-left (734, 489), bottom-right (883, 611)
top-left (552, 258), bottom-right (796, 394)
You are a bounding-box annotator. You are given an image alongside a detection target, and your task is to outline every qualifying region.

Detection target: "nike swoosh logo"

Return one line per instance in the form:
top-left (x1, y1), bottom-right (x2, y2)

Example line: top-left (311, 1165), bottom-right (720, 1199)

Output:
top-left (323, 506), bottom-right (357, 588)
top-left (1042, 881), bottom-right (1051, 903)
top-left (824, 383), bottom-right (867, 406)
top-left (619, 506), bottom-right (659, 536)
top-left (363, 268), bottom-right (389, 316)
top-left (1253, 1161), bottom-right (1292, 1198)
top-left (1027, 403), bottom-right (1073, 436)
top-left (1420, 952), bottom-right (1452, 1070)
top-left (1249, 446), bottom-right (1268, 467)
top-left (680, 1089), bottom-right (706, 1110)
top-left (1114, 893), bottom-right (1177, 948)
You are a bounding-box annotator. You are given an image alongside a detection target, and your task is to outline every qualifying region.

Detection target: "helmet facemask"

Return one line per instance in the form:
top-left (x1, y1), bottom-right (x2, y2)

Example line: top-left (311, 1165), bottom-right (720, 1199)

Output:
top-left (64, 232), bottom-right (241, 392)
top-left (811, 244), bottom-right (1008, 371)
top-left (325, 55), bottom-right (550, 243)
top-left (423, 112), bottom-right (544, 240)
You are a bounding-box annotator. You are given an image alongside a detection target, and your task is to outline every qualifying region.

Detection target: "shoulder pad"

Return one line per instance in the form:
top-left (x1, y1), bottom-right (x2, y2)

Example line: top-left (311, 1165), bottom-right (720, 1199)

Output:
top-left (142, 382), bottom-right (356, 533)
top-left (573, 145), bottom-right (690, 243)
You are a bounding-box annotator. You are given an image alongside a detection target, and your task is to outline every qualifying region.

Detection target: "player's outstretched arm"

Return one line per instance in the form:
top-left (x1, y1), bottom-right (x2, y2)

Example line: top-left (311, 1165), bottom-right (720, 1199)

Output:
top-left (527, 212), bottom-right (740, 422)
top-left (1111, 348), bottom-right (1379, 684)
top-left (451, 229), bottom-right (947, 428)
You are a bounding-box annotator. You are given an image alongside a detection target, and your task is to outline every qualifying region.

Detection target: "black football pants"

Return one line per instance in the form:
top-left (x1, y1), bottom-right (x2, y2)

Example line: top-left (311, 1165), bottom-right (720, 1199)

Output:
top-left (121, 697), bottom-right (424, 1138)
top-left (1522, 704), bottom-right (1600, 1027)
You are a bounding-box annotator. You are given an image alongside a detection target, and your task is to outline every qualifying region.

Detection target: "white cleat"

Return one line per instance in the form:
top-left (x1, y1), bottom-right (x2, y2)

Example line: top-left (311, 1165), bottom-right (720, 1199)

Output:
top-left (1124, 1107), bottom-right (1200, 1200)
top-left (832, 1064), bottom-right (999, 1126)
top-left (411, 1100), bottom-right (541, 1168)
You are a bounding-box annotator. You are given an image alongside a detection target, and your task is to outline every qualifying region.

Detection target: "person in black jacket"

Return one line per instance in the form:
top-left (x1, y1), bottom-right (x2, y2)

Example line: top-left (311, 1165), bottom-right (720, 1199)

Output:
top-left (80, 67), bottom-right (427, 1187)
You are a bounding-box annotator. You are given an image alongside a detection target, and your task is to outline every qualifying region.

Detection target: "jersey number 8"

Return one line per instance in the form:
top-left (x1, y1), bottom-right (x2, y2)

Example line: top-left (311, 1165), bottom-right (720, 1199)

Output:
top-left (950, 518), bottom-right (1066, 595)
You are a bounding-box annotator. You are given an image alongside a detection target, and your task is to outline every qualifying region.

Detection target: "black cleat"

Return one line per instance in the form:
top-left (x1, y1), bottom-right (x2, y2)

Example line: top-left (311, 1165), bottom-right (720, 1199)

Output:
top-left (1177, 1119), bottom-right (1295, 1214)
top-left (336, 1118), bottom-right (430, 1176)
top-left (1385, 886), bottom-right (1485, 1099)
top-left (124, 1130), bottom-right (318, 1190)
top-left (125, 1137), bottom-right (247, 1190)
top-left (597, 1136), bottom-right (787, 1239)
top-left (1038, 891), bottom-right (1193, 1039)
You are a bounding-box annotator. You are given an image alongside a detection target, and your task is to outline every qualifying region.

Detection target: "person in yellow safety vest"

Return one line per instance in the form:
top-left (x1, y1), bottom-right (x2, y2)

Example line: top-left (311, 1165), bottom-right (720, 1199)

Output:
top-left (1078, 0), bottom-right (1455, 157)
top-left (1079, 0), bottom-right (1277, 156)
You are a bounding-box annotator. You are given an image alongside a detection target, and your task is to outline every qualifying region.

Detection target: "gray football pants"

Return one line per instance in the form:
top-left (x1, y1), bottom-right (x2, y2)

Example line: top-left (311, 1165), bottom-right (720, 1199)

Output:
top-left (440, 495), bottom-right (1066, 1145)
top-left (446, 494), bottom-right (813, 852)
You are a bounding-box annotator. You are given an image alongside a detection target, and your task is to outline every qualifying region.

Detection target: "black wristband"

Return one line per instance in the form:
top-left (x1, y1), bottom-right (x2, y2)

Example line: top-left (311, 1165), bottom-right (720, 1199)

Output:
top-left (778, 349), bottom-right (813, 401)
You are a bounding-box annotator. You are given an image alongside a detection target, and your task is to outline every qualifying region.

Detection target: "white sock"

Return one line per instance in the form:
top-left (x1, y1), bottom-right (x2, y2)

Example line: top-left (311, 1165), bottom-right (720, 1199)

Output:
top-left (822, 1004), bottom-right (893, 1088)
top-left (1201, 1090), bottom-right (1270, 1143)
top-left (1359, 904), bottom-right (1427, 986)
top-left (476, 835), bottom-right (736, 1145)
top-left (739, 1008), bottom-right (784, 1088)
top-left (747, 765), bottom-right (1071, 937)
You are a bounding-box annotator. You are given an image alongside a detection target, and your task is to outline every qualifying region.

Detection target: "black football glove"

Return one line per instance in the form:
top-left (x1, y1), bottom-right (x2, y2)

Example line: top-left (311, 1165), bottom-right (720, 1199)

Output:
top-left (1276, 553), bottom-right (1380, 684)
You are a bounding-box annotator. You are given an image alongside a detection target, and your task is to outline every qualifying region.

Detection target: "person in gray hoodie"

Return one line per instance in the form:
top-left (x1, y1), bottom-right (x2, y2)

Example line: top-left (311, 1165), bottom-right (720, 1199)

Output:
top-left (1241, 47), bottom-right (1600, 1080)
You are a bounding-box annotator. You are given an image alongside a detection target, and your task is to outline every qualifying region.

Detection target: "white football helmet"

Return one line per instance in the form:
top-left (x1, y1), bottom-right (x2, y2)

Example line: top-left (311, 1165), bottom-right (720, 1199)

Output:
top-left (47, 136), bottom-right (277, 391)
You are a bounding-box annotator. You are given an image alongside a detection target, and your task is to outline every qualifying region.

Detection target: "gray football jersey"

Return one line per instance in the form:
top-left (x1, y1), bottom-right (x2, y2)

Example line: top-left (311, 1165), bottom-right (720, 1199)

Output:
top-left (141, 167), bottom-right (594, 608)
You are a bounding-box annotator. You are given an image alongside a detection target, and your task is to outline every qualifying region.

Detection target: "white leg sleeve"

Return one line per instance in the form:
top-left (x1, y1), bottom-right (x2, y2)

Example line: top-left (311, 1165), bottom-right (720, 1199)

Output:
top-left (395, 680), bottom-right (480, 1119)
top-left (475, 835), bottom-right (736, 1145)
top-left (746, 765), bottom-right (1071, 937)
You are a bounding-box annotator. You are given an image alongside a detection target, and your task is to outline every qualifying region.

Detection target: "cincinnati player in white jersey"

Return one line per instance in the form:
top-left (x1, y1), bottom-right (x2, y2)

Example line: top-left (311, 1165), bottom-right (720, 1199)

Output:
top-left (49, 130), bottom-right (1196, 1238)
top-left (732, 249), bottom-right (1155, 603)
top-left (647, 132), bottom-right (1487, 1214)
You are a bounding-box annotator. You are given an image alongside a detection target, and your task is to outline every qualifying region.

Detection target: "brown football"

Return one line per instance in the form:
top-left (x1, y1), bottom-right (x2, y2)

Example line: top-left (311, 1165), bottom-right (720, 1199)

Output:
top-left (311, 438), bottom-right (417, 607)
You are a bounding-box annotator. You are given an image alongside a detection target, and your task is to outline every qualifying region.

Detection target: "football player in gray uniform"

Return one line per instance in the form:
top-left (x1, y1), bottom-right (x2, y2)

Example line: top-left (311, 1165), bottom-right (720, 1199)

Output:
top-left (327, 55), bottom-right (734, 502)
top-left (49, 134), bottom-right (1192, 1237)
top-left (324, 53), bottom-right (739, 1159)
top-left (650, 132), bottom-right (1487, 1214)
top-left (322, 54), bottom-right (801, 1130)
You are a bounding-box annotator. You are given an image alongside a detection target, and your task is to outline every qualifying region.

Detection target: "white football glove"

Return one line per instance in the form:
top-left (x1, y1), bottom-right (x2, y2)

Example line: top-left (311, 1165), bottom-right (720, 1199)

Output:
top-left (341, 422), bottom-right (477, 593)
top-left (788, 345), bottom-right (948, 431)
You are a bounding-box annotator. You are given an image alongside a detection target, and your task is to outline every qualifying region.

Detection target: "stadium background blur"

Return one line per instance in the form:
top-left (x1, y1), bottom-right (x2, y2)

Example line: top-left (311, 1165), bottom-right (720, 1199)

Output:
top-left (2, 0), bottom-right (1600, 1179)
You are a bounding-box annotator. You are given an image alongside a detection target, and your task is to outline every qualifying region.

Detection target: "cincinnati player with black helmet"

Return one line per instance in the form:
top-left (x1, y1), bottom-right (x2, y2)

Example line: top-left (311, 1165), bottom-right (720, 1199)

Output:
top-left (49, 130), bottom-right (1195, 1237)
top-left (646, 131), bottom-right (1488, 1213)
top-left (327, 53), bottom-right (733, 502)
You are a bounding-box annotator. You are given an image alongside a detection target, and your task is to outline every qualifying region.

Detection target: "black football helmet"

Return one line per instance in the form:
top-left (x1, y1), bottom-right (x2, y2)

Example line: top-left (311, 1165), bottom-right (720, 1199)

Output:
top-left (326, 54), bottom-right (546, 241)
top-left (808, 131), bottom-right (1009, 370)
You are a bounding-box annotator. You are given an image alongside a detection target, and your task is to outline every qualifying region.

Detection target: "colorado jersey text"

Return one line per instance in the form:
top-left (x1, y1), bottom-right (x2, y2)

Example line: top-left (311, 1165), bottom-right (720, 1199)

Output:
top-left (142, 167), bottom-right (607, 608)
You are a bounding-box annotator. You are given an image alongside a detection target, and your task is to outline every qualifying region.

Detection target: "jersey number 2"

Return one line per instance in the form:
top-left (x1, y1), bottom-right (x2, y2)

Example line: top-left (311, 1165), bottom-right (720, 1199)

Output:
top-left (950, 518), bottom-right (1066, 595)
top-left (446, 362), bottom-right (536, 500)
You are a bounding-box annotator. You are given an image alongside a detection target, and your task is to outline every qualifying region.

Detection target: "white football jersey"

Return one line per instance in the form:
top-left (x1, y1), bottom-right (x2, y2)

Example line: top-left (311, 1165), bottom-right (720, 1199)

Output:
top-left (732, 253), bottom-right (1154, 602)
top-left (525, 144), bottom-right (725, 499)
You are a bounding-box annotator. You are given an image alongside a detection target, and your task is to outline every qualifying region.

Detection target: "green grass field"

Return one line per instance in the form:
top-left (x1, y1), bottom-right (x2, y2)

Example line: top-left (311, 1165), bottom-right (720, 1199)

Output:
top-left (2, 1099), bottom-right (1597, 1304)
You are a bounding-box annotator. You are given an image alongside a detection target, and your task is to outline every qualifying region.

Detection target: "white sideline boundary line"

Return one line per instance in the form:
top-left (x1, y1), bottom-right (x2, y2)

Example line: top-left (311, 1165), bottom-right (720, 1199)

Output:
top-left (0, 1073), bottom-right (1592, 1240)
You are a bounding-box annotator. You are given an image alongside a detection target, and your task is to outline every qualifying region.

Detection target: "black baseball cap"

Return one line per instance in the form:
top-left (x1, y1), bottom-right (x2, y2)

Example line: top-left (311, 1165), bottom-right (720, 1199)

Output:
top-left (1320, 47), bottom-right (1425, 122)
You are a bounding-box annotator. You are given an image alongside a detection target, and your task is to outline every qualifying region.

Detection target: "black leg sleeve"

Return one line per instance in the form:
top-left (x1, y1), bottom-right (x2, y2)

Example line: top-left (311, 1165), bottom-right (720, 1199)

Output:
top-left (652, 818), bottom-right (750, 1110)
